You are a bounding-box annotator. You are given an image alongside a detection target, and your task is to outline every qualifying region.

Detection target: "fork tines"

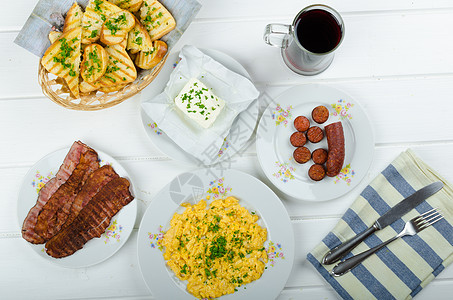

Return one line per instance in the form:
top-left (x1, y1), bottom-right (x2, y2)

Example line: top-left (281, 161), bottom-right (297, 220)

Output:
top-left (414, 208), bottom-right (444, 229)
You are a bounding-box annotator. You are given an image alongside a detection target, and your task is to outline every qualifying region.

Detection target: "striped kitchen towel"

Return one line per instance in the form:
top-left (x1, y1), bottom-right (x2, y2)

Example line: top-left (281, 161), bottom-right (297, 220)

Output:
top-left (307, 149), bottom-right (453, 300)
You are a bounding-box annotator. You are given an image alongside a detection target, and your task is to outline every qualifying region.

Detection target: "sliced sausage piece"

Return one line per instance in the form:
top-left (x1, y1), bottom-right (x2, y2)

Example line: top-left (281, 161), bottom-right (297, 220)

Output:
top-left (312, 105), bottom-right (329, 124)
top-left (294, 116), bottom-right (310, 132)
top-left (293, 147), bottom-right (311, 164)
top-left (312, 148), bottom-right (328, 164)
top-left (308, 164), bottom-right (326, 181)
top-left (290, 132), bottom-right (307, 147)
top-left (325, 121), bottom-right (345, 177)
top-left (307, 126), bottom-right (324, 143)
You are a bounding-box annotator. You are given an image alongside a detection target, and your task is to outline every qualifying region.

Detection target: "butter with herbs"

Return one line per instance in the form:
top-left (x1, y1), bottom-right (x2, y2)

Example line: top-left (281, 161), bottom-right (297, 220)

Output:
top-left (174, 78), bottom-right (225, 129)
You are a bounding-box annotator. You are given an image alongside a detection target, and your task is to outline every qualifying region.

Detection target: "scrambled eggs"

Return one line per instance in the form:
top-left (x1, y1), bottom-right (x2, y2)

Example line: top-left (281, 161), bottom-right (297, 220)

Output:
top-left (162, 196), bottom-right (268, 299)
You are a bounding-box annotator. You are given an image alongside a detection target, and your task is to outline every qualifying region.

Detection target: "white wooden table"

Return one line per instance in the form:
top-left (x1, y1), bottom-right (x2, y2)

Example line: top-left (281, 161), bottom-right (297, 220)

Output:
top-left (2, 0), bottom-right (453, 299)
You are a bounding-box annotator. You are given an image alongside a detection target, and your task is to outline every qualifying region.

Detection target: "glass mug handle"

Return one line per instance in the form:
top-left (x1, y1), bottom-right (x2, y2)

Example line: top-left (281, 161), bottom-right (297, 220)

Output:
top-left (263, 24), bottom-right (292, 48)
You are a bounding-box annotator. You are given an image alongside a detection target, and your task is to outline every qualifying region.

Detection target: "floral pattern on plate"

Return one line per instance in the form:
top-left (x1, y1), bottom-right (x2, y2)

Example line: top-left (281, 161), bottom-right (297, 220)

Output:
top-left (102, 220), bottom-right (123, 244)
top-left (172, 58), bottom-right (181, 69)
top-left (272, 104), bottom-right (293, 127)
top-left (267, 241), bottom-right (285, 267)
top-left (334, 164), bottom-right (355, 185)
top-left (148, 225), bottom-right (165, 252)
top-left (207, 178), bottom-right (232, 198)
top-left (32, 171), bottom-right (54, 194)
top-left (272, 161), bottom-right (296, 183)
top-left (147, 122), bottom-right (163, 135)
top-left (99, 159), bottom-right (112, 166)
top-left (331, 99), bottom-right (354, 120)
top-left (218, 138), bottom-right (229, 157)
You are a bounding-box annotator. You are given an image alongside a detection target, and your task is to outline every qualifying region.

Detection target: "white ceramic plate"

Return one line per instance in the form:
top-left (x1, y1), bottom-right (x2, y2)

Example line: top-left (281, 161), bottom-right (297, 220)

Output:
top-left (17, 146), bottom-right (137, 268)
top-left (140, 48), bottom-right (259, 166)
top-left (137, 169), bottom-right (294, 300)
top-left (256, 84), bottom-right (374, 201)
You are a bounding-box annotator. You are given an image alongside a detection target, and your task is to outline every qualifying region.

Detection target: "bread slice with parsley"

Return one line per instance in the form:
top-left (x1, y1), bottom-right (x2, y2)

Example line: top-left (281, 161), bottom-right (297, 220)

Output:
top-left (97, 42), bottom-right (137, 87)
top-left (127, 15), bottom-right (153, 54)
top-left (135, 40), bottom-right (167, 69)
top-left (117, 37), bottom-right (128, 49)
top-left (80, 43), bottom-right (108, 83)
top-left (41, 27), bottom-right (82, 98)
top-left (48, 31), bottom-right (62, 44)
top-left (81, 0), bottom-right (122, 44)
top-left (100, 10), bottom-right (135, 45)
top-left (63, 2), bottom-right (83, 33)
top-left (139, 0), bottom-right (176, 41)
top-left (109, 0), bottom-right (143, 13)
top-left (99, 83), bottom-right (128, 93)
top-left (80, 80), bottom-right (100, 93)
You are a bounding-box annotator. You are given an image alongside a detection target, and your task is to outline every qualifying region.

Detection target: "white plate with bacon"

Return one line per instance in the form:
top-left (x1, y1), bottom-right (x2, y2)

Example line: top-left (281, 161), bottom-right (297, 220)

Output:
top-left (17, 141), bottom-right (137, 268)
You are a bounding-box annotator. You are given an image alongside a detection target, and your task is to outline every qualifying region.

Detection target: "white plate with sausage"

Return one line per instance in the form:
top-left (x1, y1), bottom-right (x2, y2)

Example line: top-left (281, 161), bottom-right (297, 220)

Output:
top-left (256, 84), bottom-right (374, 201)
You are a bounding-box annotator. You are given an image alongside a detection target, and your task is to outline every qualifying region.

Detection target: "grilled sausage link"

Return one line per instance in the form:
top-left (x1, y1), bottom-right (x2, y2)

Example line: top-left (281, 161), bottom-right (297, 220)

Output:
top-left (325, 122), bottom-right (345, 177)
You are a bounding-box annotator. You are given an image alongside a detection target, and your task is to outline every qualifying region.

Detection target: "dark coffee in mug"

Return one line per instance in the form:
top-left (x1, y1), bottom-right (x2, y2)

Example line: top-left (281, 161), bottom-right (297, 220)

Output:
top-left (294, 9), bottom-right (342, 54)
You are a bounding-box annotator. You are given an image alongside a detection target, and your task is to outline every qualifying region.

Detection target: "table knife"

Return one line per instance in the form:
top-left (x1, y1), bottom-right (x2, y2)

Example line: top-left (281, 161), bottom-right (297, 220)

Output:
top-left (322, 181), bottom-right (444, 265)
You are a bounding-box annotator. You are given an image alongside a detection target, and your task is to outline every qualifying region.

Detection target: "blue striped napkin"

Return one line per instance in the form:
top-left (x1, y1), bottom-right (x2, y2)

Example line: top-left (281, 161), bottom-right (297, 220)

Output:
top-left (307, 149), bottom-right (453, 300)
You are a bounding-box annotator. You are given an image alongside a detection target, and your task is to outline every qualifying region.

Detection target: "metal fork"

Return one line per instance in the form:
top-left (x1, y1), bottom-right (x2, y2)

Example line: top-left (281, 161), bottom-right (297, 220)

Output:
top-left (331, 208), bottom-right (444, 277)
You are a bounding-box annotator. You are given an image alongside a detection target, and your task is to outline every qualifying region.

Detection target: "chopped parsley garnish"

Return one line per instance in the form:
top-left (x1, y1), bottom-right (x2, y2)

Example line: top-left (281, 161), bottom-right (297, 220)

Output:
top-left (105, 75), bottom-right (116, 83)
top-left (208, 236), bottom-right (227, 260)
top-left (106, 65), bottom-right (120, 74)
top-left (204, 268), bottom-right (211, 278)
top-left (143, 15), bottom-right (153, 24)
top-left (89, 30), bottom-right (98, 38)
top-left (105, 13), bottom-right (127, 35)
top-left (52, 37), bottom-right (77, 72)
top-left (134, 36), bottom-right (143, 45)
top-left (180, 264), bottom-right (188, 275)
top-left (94, 0), bottom-right (103, 13)
top-left (143, 48), bottom-right (155, 56)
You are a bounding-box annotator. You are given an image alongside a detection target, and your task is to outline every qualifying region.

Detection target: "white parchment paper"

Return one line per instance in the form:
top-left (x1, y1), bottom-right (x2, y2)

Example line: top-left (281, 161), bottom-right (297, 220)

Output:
top-left (142, 45), bottom-right (260, 165)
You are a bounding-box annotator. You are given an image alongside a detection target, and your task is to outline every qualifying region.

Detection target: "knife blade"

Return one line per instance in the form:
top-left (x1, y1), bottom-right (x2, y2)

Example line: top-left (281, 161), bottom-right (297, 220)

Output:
top-left (322, 181), bottom-right (444, 265)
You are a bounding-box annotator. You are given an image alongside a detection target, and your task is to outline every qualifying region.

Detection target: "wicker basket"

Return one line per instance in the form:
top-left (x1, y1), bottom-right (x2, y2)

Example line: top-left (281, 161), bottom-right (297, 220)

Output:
top-left (38, 53), bottom-right (168, 111)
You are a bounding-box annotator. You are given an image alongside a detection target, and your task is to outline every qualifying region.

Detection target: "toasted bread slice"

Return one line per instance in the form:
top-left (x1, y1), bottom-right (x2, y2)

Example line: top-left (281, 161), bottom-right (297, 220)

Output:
top-left (55, 77), bottom-right (71, 94)
top-left (63, 2), bottom-right (83, 33)
top-left (129, 52), bottom-right (137, 61)
top-left (135, 40), bottom-right (167, 69)
top-left (80, 80), bottom-right (101, 93)
top-left (127, 15), bottom-right (153, 54)
top-left (99, 83), bottom-right (128, 93)
top-left (97, 43), bottom-right (137, 87)
top-left (110, 0), bottom-right (143, 13)
top-left (100, 10), bottom-right (135, 45)
top-left (118, 37), bottom-right (128, 49)
top-left (41, 27), bottom-right (82, 98)
top-left (80, 43), bottom-right (108, 83)
top-left (48, 31), bottom-right (62, 44)
top-left (81, 0), bottom-right (122, 44)
top-left (139, 0), bottom-right (176, 41)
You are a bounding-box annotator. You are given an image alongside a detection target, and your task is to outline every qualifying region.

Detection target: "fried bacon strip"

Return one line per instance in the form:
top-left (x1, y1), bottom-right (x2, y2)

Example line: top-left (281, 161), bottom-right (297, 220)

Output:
top-left (22, 141), bottom-right (93, 244)
top-left (61, 165), bottom-right (119, 231)
top-left (34, 149), bottom-right (99, 241)
top-left (45, 177), bottom-right (134, 258)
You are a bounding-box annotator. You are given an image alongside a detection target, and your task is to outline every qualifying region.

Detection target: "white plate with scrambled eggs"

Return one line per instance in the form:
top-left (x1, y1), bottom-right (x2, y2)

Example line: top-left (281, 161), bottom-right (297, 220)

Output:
top-left (137, 169), bottom-right (294, 299)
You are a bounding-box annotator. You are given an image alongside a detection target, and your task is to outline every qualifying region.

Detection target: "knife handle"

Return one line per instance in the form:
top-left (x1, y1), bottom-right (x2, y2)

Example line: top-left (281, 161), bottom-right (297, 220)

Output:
top-left (322, 224), bottom-right (378, 265)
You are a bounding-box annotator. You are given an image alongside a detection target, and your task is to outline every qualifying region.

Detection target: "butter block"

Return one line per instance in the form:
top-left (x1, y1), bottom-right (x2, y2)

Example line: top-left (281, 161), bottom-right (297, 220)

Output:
top-left (174, 78), bottom-right (225, 128)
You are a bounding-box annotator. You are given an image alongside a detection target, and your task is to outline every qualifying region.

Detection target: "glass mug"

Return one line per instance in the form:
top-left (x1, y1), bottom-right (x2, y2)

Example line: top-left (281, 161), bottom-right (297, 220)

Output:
top-left (264, 4), bottom-right (345, 75)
